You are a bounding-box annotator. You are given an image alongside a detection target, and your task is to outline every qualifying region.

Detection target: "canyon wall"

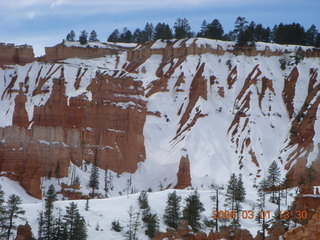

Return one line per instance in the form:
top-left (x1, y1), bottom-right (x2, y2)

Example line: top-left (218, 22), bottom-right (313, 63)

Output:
top-left (0, 43), bottom-right (35, 65)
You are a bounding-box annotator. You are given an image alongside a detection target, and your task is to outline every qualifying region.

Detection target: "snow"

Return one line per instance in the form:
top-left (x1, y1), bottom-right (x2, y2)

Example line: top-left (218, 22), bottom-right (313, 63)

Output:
top-left (64, 41), bottom-right (109, 48)
top-left (0, 38), bottom-right (320, 239)
top-left (7, 188), bottom-right (297, 240)
top-left (151, 40), bottom-right (167, 49)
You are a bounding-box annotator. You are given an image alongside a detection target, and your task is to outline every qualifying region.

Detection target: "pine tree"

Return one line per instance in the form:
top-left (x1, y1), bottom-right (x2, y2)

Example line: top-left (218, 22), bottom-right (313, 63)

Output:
top-left (210, 184), bottom-right (224, 232)
top-left (132, 28), bottom-right (145, 43)
top-left (79, 30), bottom-right (88, 45)
top-left (144, 213), bottom-right (159, 238)
top-left (174, 18), bottom-right (192, 39)
top-left (258, 178), bottom-right (268, 208)
top-left (315, 33), bottom-right (320, 48)
top-left (2, 194), bottom-right (25, 240)
top-left (197, 20), bottom-right (208, 37)
top-left (281, 173), bottom-right (291, 206)
top-left (235, 174), bottom-right (246, 202)
top-left (85, 196), bottom-right (89, 211)
top-left (138, 191), bottom-right (149, 210)
top-left (154, 23), bottom-right (173, 40)
top-left (104, 166), bottom-right (113, 198)
top-left (42, 184), bottom-right (57, 240)
top-left (144, 23), bottom-right (154, 42)
top-left (108, 29), bottom-right (120, 42)
top-left (225, 173), bottom-right (238, 211)
top-left (89, 156), bottom-right (99, 196)
top-left (55, 161), bottom-right (61, 185)
top-left (89, 30), bottom-right (98, 42)
top-left (182, 190), bottom-right (205, 232)
top-left (267, 161), bottom-right (280, 203)
top-left (63, 202), bottom-right (87, 240)
top-left (66, 30), bottom-right (76, 41)
top-left (163, 191), bottom-right (181, 230)
top-left (206, 19), bottom-right (224, 40)
top-left (0, 185), bottom-right (5, 238)
top-left (52, 214), bottom-right (67, 240)
top-left (38, 212), bottom-right (44, 240)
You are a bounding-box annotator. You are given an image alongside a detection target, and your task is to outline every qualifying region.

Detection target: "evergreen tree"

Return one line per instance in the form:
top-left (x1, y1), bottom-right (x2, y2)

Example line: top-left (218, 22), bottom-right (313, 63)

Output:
top-left (315, 33), bottom-right (320, 48)
top-left (104, 165), bottom-right (113, 198)
top-left (2, 194), bottom-right (25, 240)
top-left (120, 28), bottom-right (133, 43)
top-left (85, 196), bottom-right (89, 211)
top-left (79, 31), bottom-right (88, 45)
top-left (138, 191), bottom-right (149, 210)
top-left (38, 212), bottom-right (44, 240)
top-left (267, 161), bottom-right (280, 203)
top-left (281, 173), bottom-right (291, 206)
top-left (197, 20), bottom-right (208, 37)
top-left (111, 219), bottom-right (122, 232)
top-left (235, 174), bottom-right (246, 202)
top-left (52, 214), bottom-right (67, 240)
top-left (182, 190), bottom-right (205, 232)
top-left (305, 25), bottom-right (318, 46)
top-left (163, 191), bottom-right (181, 230)
top-left (55, 161), bottom-right (61, 185)
top-left (258, 178), bottom-right (268, 208)
top-left (174, 18), bottom-right (192, 39)
top-left (143, 23), bottom-right (154, 42)
top-left (42, 185), bottom-right (57, 240)
top-left (234, 16), bottom-right (248, 35)
top-left (108, 29), bottom-right (120, 42)
top-left (63, 202), bottom-right (87, 240)
top-left (206, 19), bottom-right (224, 40)
top-left (225, 173), bottom-right (238, 211)
top-left (0, 185), bottom-right (5, 238)
top-left (154, 23), bottom-right (173, 40)
top-left (66, 30), bottom-right (76, 41)
top-left (210, 184), bottom-right (224, 232)
top-left (144, 213), bottom-right (159, 238)
top-left (89, 156), bottom-right (99, 196)
top-left (89, 30), bottom-right (99, 42)
top-left (132, 28), bottom-right (145, 43)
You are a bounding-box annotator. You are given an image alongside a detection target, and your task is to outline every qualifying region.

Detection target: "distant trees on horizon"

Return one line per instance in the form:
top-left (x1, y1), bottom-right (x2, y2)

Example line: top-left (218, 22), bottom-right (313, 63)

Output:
top-left (65, 17), bottom-right (320, 47)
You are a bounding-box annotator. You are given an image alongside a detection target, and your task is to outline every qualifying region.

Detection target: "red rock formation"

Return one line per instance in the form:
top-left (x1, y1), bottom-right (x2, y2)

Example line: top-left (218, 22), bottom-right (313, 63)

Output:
top-left (0, 69), bottom-right (146, 198)
top-left (15, 223), bottom-right (33, 240)
top-left (0, 43), bottom-right (34, 65)
top-left (44, 43), bottom-right (128, 62)
top-left (285, 207), bottom-right (320, 240)
top-left (175, 155), bottom-right (191, 189)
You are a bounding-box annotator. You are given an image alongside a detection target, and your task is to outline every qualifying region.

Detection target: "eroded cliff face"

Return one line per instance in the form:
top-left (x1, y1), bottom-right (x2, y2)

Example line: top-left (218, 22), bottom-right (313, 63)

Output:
top-left (0, 62), bottom-right (146, 198)
top-left (0, 38), bottom-right (320, 199)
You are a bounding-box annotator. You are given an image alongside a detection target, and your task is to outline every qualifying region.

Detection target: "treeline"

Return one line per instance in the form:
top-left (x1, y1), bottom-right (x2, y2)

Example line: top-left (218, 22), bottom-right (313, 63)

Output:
top-left (106, 17), bottom-right (320, 47)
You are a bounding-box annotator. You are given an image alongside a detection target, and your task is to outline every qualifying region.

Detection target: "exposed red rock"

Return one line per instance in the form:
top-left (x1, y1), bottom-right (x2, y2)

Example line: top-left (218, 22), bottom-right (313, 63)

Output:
top-left (15, 223), bottom-right (33, 240)
top-left (285, 207), bottom-right (320, 240)
top-left (0, 69), bottom-right (146, 198)
top-left (175, 155), bottom-right (191, 189)
top-left (0, 43), bottom-right (34, 66)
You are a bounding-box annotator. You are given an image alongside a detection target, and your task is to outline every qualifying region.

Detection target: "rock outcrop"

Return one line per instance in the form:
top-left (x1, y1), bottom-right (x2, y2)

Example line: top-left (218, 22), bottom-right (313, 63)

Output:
top-left (0, 68), bottom-right (146, 198)
top-left (0, 43), bottom-right (35, 65)
top-left (15, 223), bottom-right (33, 240)
top-left (285, 207), bottom-right (320, 240)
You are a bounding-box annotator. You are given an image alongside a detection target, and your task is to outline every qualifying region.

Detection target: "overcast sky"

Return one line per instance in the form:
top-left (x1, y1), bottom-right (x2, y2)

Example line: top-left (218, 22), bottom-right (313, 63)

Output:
top-left (1, 0), bottom-right (319, 56)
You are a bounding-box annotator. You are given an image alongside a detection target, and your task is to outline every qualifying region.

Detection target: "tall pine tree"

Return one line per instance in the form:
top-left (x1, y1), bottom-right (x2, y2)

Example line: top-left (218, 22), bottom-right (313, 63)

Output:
top-left (89, 155), bottom-right (99, 196)
top-left (163, 191), bottom-right (181, 230)
top-left (2, 194), bottom-right (25, 240)
top-left (182, 190), bottom-right (205, 232)
top-left (41, 185), bottom-right (57, 240)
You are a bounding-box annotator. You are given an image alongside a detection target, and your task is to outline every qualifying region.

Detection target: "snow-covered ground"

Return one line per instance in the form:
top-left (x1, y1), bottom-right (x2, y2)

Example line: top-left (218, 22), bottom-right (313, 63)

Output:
top-left (1, 183), bottom-right (297, 239)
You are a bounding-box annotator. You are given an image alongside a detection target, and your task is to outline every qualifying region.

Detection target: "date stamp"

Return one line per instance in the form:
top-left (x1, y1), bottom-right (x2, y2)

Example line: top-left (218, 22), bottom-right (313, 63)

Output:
top-left (212, 210), bottom-right (308, 220)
